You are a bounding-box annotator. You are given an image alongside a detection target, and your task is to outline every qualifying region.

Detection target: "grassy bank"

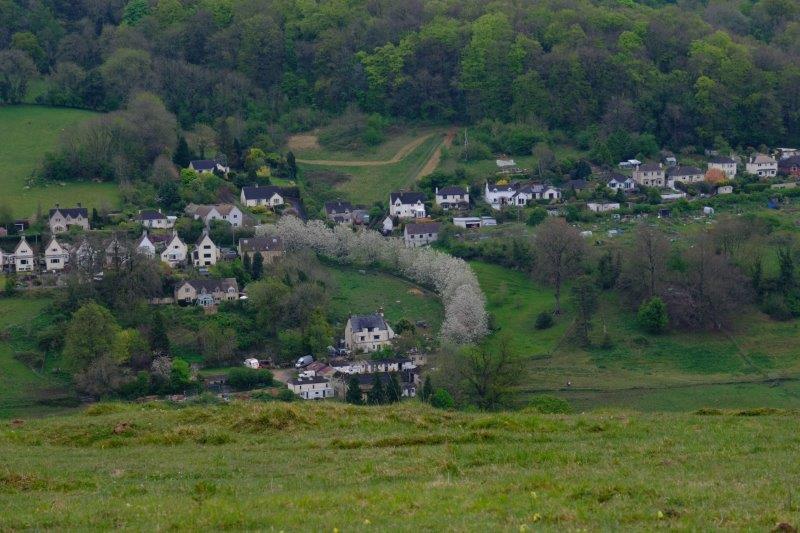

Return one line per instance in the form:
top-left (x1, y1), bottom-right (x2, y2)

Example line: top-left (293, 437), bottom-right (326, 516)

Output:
top-left (1, 401), bottom-right (798, 530)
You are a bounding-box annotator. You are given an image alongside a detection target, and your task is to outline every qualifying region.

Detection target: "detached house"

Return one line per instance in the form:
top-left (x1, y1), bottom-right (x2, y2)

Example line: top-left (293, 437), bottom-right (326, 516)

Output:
top-left (135, 232), bottom-right (156, 258)
top-left (484, 181), bottom-right (561, 209)
top-left (389, 192), bottom-right (426, 219)
top-left (607, 174), bottom-right (636, 192)
top-left (192, 231), bottom-right (219, 267)
top-left (49, 204), bottom-right (89, 234)
top-left (404, 222), bottom-right (440, 247)
top-left (44, 236), bottom-right (69, 271)
top-left (185, 203), bottom-right (244, 227)
top-left (746, 154), bottom-right (778, 178)
top-left (237, 236), bottom-right (284, 264)
top-left (287, 376), bottom-right (334, 400)
top-left (632, 163), bottom-right (665, 188)
top-left (136, 209), bottom-right (174, 229)
top-left (160, 233), bottom-right (187, 267)
top-left (240, 185), bottom-right (284, 208)
top-left (13, 236), bottom-right (34, 272)
top-left (174, 278), bottom-right (239, 305)
top-left (668, 166), bottom-right (704, 186)
top-left (324, 200), bottom-right (353, 224)
top-left (484, 181), bottom-right (517, 208)
top-left (778, 156), bottom-right (800, 178)
top-left (708, 156), bottom-right (737, 179)
top-left (344, 313), bottom-right (396, 353)
top-left (435, 186), bottom-right (469, 210)
top-left (189, 159), bottom-right (229, 175)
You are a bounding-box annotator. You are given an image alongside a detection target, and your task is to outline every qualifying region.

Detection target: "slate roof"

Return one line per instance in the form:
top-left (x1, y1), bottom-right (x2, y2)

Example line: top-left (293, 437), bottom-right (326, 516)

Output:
top-left (324, 200), bottom-right (353, 215)
top-left (181, 278), bottom-right (238, 293)
top-left (390, 192), bottom-right (426, 204)
top-left (136, 209), bottom-right (167, 221)
top-left (288, 376), bottom-right (330, 386)
top-left (49, 206), bottom-right (88, 218)
top-left (349, 314), bottom-right (391, 332)
top-left (241, 185), bottom-right (283, 200)
top-left (437, 186), bottom-right (468, 195)
top-left (636, 163), bottom-right (663, 172)
top-left (405, 222), bottom-right (441, 235)
top-left (190, 159), bottom-right (216, 171)
top-left (709, 156), bottom-right (736, 164)
top-left (668, 166), bottom-right (703, 177)
top-left (486, 181), bottom-right (517, 193)
top-left (238, 236), bottom-right (283, 253)
top-left (779, 155), bottom-right (800, 168)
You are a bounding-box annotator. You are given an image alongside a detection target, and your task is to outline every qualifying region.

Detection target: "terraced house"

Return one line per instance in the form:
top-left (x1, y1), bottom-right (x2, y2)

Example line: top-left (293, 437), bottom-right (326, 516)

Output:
top-left (174, 278), bottom-right (239, 305)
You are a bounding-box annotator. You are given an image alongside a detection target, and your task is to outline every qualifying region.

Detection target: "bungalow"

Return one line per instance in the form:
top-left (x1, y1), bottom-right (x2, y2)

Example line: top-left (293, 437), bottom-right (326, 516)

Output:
top-left (240, 185), bottom-right (284, 208)
top-left (586, 201), bottom-right (620, 213)
top-left (174, 278), bottom-right (239, 304)
top-left (344, 313), bottom-right (396, 353)
top-left (746, 154), bottom-right (778, 178)
top-left (668, 166), bottom-right (704, 186)
top-left (135, 232), bottom-right (157, 258)
top-left (49, 204), bottom-right (90, 234)
top-left (287, 375), bottom-right (334, 400)
top-left (708, 156), bottom-right (737, 179)
top-left (607, 174), bottom-right (636, 192)
top-left (44, 236), bottom-right (69, 271)
top-left (434, 186), bottom-right (469, 210)
top-left (324, 200), bottom-right (353, 224)
top-left (185, 203), bottom-right (244, 227)
top-left (13, 236), bottom-right (34, 272)
top-left (632, 163), bottom-right (665, 188)
top-left (136, 209), bottom-right (174, 229)
top-left (192, 231), bottom-right (219, 267)
top-left (778, 155), bottom-right (800, 177)
top-left (389, 192), bottom-right (426, 219)
top-left (513, 183), bottom-right (561, 205)
top-left (237, 236), bottom-right (284, 264)
top-left (160, 232), bottom-right (187, 267)
top-left (618, 159), bottom-right (642, 169)
top-left (189, 159), bottom-right (229, 175)
top-left (453, 216), bottom-right (497, 229)
top-left (717, 185), bottom-right (734, 195)
top-left (404, 222), bottom-right (440, 248)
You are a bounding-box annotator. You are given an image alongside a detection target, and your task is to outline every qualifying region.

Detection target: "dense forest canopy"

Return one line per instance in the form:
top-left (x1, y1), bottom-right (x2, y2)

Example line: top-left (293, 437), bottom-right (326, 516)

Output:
top-left (1, 0), bottom-right (800, 155)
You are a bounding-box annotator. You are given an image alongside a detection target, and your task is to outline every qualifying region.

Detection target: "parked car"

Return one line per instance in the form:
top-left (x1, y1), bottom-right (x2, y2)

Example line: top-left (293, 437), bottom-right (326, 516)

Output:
top-left (295, 355), bottom-right (314, 368)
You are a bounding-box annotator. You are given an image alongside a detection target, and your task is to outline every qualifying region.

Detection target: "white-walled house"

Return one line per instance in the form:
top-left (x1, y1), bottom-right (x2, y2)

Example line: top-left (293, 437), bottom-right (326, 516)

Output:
top-left (404, 222), bottom-right (440, 247)
top-left (240, 185), bottom-right (285, 208)
top-left (185, 204), bottom-right (244, 227)
top-left (161, 233), bottom-right (187, 267)
top-left (434, 186), bottom-right (469, 210)
top-left (708, 156), bottom-right (737, 179)
top-left (189, 159), bottom-right (229, 174)
top-left (136, 232), bottom-right (157, 258)
top-left (287, 376), bottom-right (334, 400)
top-left (192, 231), bottom-right (219, 267)
top-left (746, 154), bottom-right (778, 178)
top-left (484, 181), bottom-right (517, 208)
top-left (485, 181), bottom-right (560, 209)
top-left (344, 313), bottom-right (396, 353)
top-left (136, 209), bottom-right (174, 229)
top-left (587, 201), bottom-right (620, 213)
top-left (13, 236), bottom-right (34, 272)
top-left (44, 236), bottom-right (69, 271)
top-left (607, 175), bottom-right (636, 191)
top-left (389, 192), bottom-right (426, 219)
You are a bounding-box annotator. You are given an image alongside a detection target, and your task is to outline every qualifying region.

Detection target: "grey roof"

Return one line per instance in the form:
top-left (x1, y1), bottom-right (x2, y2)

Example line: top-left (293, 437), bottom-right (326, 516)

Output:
top-left (779, 156), bottom-right (800, 168)
top-left (349, 314), bottom-right (390, 332)
top-left (668, 166), bottom-right (703, 176)
top-left (241, 185), bottom-right (283, 200)
top-left (49, 206), bottom-right (88, 218)
top-left (405, 222), bottom-right (441, 235)
top-left (238, 236), bottom-right (283, 253)
top-left (390, 192), bottom-right (426, 204)
top-left (136, 209), bottom-right (167, 221)
top-left (288, 376), bottom-right (330, 385)
top-left (324, 200), bottom-right (353, 215)
top-left (486, 181), bottom-right (517, 192)
top-left (709, 156), bottom-right (735, 164)
top-left (437, 186), bottom-right (467, 195)
top-left (196, 232), bottom-right (214, 245)
top-left (190, 159), bottom-right (216, 171)
top-left (181, 278), bottom-right (238, 293)
top-left (636, 163), bottom-right (662, 172)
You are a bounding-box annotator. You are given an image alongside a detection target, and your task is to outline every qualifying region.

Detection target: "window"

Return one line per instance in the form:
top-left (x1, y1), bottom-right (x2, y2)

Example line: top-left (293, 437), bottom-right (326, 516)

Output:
top-left (373, 335), bottom-right (380, 340)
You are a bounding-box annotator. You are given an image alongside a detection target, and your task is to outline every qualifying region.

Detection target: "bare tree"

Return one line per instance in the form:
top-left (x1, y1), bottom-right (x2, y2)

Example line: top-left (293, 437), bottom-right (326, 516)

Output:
top-left (534, 218), bottom-right (586, 314)
top-left (618, 225), bottom-right (670, 306)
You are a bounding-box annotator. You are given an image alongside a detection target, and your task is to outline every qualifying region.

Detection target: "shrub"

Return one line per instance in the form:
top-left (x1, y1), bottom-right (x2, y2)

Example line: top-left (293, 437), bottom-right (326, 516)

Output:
top-left (277, 388), bottom-right (296, 402)
top-left (535, 311), bottom-right (554, 330)
top-left (637, 297), bottom-right (668, 333)
top-left (527, 395), bottom-right (573, 414)
top-left (431, 388), bottom-right (454, 409)
top-left (227, 368), bottom-right (274, 391)
top-left (13, 351), bottom-right (43, 369)
top-left (526, 207), bottom-right (547, 226)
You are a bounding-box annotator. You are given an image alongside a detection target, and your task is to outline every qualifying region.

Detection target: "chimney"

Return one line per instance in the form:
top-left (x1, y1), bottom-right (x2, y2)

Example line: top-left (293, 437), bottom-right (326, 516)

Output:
top-left (377, 307), bottom-right (384, 317)
top-left (77, 202), bottom-right (82, 208)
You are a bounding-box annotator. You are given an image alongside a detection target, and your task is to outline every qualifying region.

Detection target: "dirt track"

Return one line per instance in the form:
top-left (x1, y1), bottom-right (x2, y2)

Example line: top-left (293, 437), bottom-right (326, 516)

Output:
top-left (414, 128), bottom-right (456, 180)
top-left (295, 132), bottom-right (437, 166)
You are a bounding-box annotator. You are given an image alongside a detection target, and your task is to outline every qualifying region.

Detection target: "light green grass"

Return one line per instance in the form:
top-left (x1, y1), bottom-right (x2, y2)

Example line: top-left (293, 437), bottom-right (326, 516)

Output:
top-left (291, 126), bottom-right (442, 162)
top-left (0, 105), bottom-right (121, 218)
top-left (2, 401), bottom-right (800, 529)
top-left (327, 265), bottom-right (444, 331)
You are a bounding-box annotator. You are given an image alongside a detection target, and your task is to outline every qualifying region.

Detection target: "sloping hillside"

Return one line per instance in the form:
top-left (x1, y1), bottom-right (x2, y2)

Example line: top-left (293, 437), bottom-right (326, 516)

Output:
top-left (0, 401), bottom-right (797, 530)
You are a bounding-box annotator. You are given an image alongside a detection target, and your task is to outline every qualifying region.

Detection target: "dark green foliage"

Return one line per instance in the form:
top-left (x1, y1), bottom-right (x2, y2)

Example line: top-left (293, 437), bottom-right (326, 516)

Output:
top-left (346, 376), bottom-right (363, 405)
top-left (251, 253), bottom-right (264, 280)
top-left (527, 395), bottom-right (573, 414)
top-left (151, 311), bottom-right (170, 356)
top-left (570, 276), bottom-right (598, 347)
top-left (227, 368), bottom-right (274, 391)
top-left (431, 388), bottom-right (454, 409)
top-left (420, 376), bottom-right (433, 402)
top-left (637, 297), bottom-right (669, 333)
top-left (526, 207), bottom-right (547, 227)
top-left (534, 311), bottom-right (554, 330)
top-left (173, 136), bottom-right (193, 168)
top-left (367, 375), bottom-right (385, 405)
top-left (386, 373), bottom-right (402, 404)
top-left (394, 318), bottom-right (415, 335)
top-left (595, 251), bottom-right (620, 290)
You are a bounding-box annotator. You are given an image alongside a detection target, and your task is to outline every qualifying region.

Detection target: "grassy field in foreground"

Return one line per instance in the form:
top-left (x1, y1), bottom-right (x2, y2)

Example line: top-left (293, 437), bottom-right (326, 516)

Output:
top-left (0, 105), bottom-right (121, 218)
top-left (2, 401), bottom-right (800, 530)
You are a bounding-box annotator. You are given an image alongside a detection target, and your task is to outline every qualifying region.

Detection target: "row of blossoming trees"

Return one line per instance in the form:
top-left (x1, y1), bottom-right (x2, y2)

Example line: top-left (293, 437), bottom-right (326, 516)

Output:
top-left (272, 217), bottom-right (488, 344)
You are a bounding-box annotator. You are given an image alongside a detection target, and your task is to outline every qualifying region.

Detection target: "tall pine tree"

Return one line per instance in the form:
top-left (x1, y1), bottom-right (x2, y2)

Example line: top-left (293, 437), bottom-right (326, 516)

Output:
top-left (173, 136), bottom-right (192, 168)
top-left (386, 373), bottom-right (402, 403)
top-left (367, 375), bottom-right (385, 405)
top-left (346, 376), bottom-right (363, 405)
top-left (151, 311), bottom-right (170, 356)
top-left (251, 252), bottom-right (263, 280)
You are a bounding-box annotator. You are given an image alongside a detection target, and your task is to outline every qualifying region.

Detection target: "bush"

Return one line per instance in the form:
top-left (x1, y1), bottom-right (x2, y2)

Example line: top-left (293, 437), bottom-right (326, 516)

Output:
top-left (277, 388), bottom-right (296, 402)
top-left (637, 297), bottom-right (668, 333)
top-left (13, 351), bottom-right (43, 369)
top-left (430, 388), bottom-right (454, 409)
top-left (535, 311), bottom-right (554, 330)
top-left (227, 368), bottom-right (274, 391)
top-left (527, 395), bottom-right (573, 414)
top-left (526, 207), bottom-right (547, 227)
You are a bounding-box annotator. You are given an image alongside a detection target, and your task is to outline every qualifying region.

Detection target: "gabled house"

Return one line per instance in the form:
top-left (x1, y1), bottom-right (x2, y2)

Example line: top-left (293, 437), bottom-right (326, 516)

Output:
top-left (136, 209), bottom-right (174, 229)
top-left (484, 181), bottom-right (517, 208)
top-left (708, 156), bottom-right (737, 179)
top-left (189, 159), bottom-right (229, 175)
top-left (513, 183), bottom-right (561, 205)
top-left (381, 216), bottom-right (394, 235)
top-left (668, 166), bottom-right (704, 186)
top-left (324, 200), bottom-right (353, 224)
top-left (404, 222), bottom-right (440, 248)
top-left (136, 231), bottom-right (156, 258)
top-left (192, 231), bottom-right (219, 267)
top-left (185, 203), bottom-right (244, 228)
top-left (607, 174), bottom-right (636, 192)
top-left (778, 155), bottom-right (800, 178)
top-left (105, 235), bottom-right (130, 267)
top-left (435, 186), bottom-right (469, 210)
top-left (160, 232), bottom-right (187, 267)
top-left (287, 376), bottom-right (334, 400)
top-left (746, 154), bottom-right (778, 178)
top-left (13, 236), bottom-right (34, 272)
top-left (49, 204), bottom-right (90, 234)
top-left (240, 185), bottom-right (284, 208)
top-left (44, 236), bottom-right (69, 271)
top-left (174, 278), bottom-right (239, 304)
top-left (632, 163), bottom-right (665, 188)
top-left (238, 236), bottom-right (284, 264)
top-left (344, 313), bottom-right (396, 353)
top-left (389, 192), bottom-right (426, 219)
